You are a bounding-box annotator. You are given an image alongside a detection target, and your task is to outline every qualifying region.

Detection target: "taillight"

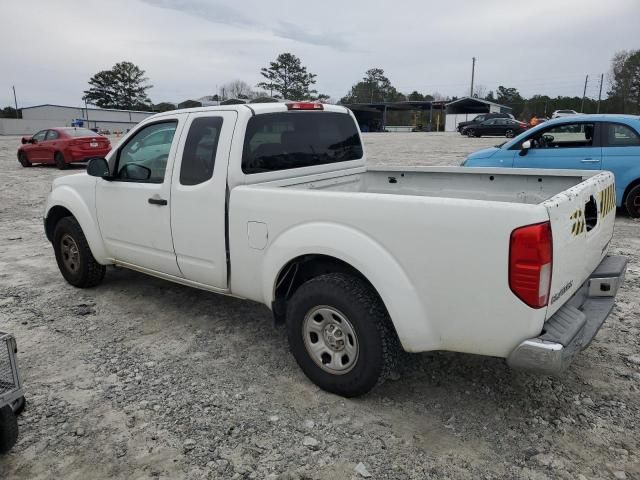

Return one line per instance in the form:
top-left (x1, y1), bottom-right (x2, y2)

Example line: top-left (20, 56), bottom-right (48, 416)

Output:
top-left (286, 102), bottom-right (323, 110)
top-left (509, 221), bottom-right (553, 309)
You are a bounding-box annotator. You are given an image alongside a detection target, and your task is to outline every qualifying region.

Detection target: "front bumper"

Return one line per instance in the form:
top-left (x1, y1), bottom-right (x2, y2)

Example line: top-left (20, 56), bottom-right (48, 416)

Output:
top-left (507, 255), bottom-right (627, 375)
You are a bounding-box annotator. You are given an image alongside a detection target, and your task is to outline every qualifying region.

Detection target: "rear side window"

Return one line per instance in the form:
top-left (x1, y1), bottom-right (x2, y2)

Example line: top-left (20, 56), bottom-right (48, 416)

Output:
top-left (45, 130), bottom-right (59, 140)
top-left (180, 117), bottom-right (223, 185)
top-left (63, 128), bottom-right (99, 137)
top-left (605, 123), bottom-right (640, 147)
top-left (242, 112), bottom-right (363, 174)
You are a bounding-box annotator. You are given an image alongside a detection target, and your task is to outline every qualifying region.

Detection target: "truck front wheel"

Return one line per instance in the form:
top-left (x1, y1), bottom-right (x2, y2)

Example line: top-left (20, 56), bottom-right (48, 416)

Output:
top-left (286, 273), bottom-right (398, 397)
top-left (53, 217), bottom-right (106, 288)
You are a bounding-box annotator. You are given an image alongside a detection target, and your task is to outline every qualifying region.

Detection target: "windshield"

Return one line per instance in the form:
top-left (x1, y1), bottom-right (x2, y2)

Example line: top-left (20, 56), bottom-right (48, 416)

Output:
top-left (62, 127), bottom-right (101, 137)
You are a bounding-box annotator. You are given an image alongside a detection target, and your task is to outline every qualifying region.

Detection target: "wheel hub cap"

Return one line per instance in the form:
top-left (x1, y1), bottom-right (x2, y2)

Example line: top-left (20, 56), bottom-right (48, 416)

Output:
top-left (60, 234), bottom-right (80, 273)
top-left (302, 306), bottom-right (359, 374)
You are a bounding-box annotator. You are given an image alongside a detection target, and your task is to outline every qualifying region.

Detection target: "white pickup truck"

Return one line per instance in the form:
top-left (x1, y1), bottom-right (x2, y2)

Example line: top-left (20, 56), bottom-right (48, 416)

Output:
top-left (44, 102), bottom-right (627, 397)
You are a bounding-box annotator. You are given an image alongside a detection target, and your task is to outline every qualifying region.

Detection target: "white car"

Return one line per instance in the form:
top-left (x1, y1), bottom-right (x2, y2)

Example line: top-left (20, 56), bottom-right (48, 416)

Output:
top-left (551, 109), bottom-right (579, 118)
top-left (44, 102), bottom-right (627, 397)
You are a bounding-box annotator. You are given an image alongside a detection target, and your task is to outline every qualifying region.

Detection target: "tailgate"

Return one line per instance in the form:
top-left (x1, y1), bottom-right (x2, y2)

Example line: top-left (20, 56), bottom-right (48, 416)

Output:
top-left (544, 171), bottom-right (616, 318)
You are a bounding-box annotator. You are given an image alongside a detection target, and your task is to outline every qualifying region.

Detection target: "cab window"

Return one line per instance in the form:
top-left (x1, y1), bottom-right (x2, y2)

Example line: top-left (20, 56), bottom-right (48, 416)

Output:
top-left (180, 117), bottom-right (223, 186)
top-left (242, 112), bottom-right (362, 174)
top-left (115, 121), bottom-right (177, 183)
top-left (529, 122), bottom-right (595, 149)
top-left (604, 123), bottom-right (640, 147)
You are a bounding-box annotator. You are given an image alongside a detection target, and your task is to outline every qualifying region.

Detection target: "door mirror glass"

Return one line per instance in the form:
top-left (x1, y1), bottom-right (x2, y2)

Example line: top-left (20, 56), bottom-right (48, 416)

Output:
top-left (119, 163), bottom-right (151, 181)
top-left (87, 157), bottom-right (111, 178)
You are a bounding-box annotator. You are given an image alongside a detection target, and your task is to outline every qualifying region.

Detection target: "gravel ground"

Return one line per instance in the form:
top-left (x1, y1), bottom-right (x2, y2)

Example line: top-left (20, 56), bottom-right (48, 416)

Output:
top-left (0, 132), bottom-right (638, 480)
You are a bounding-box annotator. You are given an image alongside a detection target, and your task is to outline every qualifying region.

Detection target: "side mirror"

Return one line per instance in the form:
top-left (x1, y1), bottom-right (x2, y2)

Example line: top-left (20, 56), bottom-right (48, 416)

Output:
top-left (519, 140), bottom-right (531, 156)
top-left (87, 157), bottom-right (112, 179)
top-left (30, 138), bottom-right (38, 145)
top-left (21, 137), bottom-right (29, 145)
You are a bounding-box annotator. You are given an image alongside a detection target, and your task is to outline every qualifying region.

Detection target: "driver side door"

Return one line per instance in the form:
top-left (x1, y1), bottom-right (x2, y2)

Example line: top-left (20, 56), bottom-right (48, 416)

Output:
top-left (27, 130), bottom-right (48, 162)
top-left (95, 117), bottom-right (185, 275)
top-left (513, 122), bottom-right (602, 170)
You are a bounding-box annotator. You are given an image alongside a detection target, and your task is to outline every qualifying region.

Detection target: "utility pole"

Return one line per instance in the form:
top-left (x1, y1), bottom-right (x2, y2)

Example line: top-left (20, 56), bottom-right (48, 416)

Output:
top-left (597, 73), bottom-right (604, 113)
top-left (580, 75), bottom-right (588, 113)
top-left (470, 57), bottom-right (476, 97)
top-left (12, 86), bottom-right (18, 118)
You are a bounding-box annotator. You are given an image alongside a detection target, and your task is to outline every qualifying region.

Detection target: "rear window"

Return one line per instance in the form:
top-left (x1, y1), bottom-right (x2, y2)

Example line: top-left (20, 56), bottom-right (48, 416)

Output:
top-left (62, 128), bottom-right (101, 137)
top-left (242, 112), bottom-right (363, 174)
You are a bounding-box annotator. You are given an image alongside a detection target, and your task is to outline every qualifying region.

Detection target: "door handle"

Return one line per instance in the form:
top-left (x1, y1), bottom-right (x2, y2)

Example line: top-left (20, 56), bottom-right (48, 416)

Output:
top-left (148, 197), bottom-right (168, 206)
top-left (581, 158), bottom-right (599, 163)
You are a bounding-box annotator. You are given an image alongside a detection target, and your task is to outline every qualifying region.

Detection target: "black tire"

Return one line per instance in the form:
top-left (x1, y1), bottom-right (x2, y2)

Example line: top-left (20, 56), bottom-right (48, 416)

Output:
top-left (625, 185), bottom-right (640, 218)
top-left (54, 152), bottom-right (68, 170)
top-left (18, 152), bottom-right (32, 168)
top-left (53, 216), bottom-right (106, 288)
top-left (0, 405), bottom-right (18, 454)
top-left (11, 396), bottom-right (26, 416)
top-left (286, 273), bottom-right (399, 397)
top-left (466, 129), bottom-right (475, 138)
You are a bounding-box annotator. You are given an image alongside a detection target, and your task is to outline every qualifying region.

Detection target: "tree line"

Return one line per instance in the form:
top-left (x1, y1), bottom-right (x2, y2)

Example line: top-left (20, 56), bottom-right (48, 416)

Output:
top-left (2, 49), bottom-right (638, 119)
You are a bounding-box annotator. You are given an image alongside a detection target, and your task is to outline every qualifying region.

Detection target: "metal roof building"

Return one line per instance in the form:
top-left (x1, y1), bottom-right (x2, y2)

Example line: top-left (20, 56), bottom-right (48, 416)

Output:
top-left (20, 104), bottom-right (154, 132)
top-left (344, 101), bottom-right (448, 132)
top-left (444, 97), bottom-right (512, 132)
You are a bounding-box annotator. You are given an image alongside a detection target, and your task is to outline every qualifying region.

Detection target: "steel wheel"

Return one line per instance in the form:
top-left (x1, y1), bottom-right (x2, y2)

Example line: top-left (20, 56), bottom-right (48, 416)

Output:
top-left (302, 306), bottom-right (359, 374)
top-left (60, 233), bottom-right (80, 274)
top-left (505, 129), bottom-right (514, 138)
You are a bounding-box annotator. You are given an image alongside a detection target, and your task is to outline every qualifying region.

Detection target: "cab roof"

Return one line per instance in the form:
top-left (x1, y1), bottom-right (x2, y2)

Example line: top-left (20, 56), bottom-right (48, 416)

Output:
top-left (148, 102), bottom-right (349, 120)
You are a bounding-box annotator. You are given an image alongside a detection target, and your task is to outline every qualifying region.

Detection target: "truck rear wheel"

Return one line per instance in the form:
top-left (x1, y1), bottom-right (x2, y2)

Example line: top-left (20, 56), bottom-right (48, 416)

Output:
top-left (0, 405), bottom-right (18, 454)
top-left (286, 273), bottom-right (398, 397)
top-left (625, 185), bottom-right (640, 218)
top-left (53, 217), bottom-right (105, 288)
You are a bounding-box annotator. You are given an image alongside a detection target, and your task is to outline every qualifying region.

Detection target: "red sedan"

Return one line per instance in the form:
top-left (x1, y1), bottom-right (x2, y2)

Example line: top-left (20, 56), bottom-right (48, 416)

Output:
top-left (18, 127), bottom-right (111, 169)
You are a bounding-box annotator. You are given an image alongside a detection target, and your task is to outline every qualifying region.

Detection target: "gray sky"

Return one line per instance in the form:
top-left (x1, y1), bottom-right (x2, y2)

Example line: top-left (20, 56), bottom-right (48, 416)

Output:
top-left (2, 0), bottom-right (639, 108)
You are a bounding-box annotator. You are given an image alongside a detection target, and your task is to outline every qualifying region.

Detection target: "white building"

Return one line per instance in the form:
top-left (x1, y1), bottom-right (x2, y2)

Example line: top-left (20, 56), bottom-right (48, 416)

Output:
top-left (20, 104), bottom-right (154, 132)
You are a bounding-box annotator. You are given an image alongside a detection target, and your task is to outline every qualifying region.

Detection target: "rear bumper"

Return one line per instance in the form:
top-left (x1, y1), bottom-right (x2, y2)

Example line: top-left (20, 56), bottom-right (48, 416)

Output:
top-left (507, 255), bottom-right (627, 375)
top-left (64, 147), bottom-right (111, 162)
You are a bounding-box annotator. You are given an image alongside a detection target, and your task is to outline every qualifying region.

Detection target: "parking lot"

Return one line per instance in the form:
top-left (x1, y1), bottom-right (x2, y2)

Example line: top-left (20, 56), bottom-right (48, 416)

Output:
top-left (0, 132), bottom-right (639, 480)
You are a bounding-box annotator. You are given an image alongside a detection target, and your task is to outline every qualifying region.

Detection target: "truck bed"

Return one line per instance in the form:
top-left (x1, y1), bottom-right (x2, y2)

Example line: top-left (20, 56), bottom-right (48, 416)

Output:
top-left (231, 165), bottom-right (615, 358)
top-left (275, 166), bottom-right (598, 205)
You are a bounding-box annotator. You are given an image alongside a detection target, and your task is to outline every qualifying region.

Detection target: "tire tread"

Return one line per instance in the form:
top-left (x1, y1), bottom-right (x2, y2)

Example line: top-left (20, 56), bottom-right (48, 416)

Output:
top-left (53, 217), bottom-right (105, 288)
top-left (0, 405), bottom-right (18, 454)
top-left (287, 273), bottom-right (399, 397)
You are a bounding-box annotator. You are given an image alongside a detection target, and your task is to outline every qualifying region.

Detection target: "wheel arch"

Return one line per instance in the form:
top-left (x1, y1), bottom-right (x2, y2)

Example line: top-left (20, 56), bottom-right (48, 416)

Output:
top-left (45, 187), bottom-right (109, 264)
top-left (261, 222), bottom-right (440, 352)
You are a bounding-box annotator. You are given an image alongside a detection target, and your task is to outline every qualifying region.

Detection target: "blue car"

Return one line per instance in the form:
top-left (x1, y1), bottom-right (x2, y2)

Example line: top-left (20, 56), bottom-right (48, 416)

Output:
top-left (462, 114), bottom-right (640, 217)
